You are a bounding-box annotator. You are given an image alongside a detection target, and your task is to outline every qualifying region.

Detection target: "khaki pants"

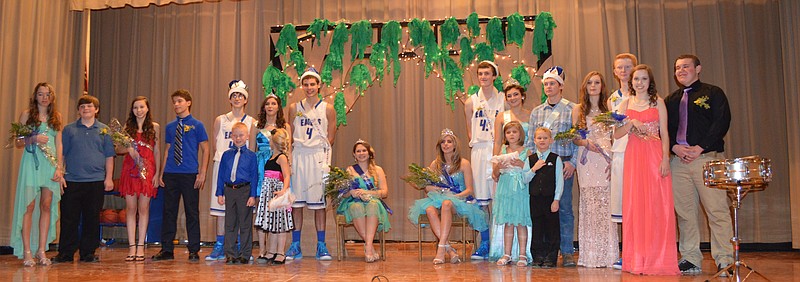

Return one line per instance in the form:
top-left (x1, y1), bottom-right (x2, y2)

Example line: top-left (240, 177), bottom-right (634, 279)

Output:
top-left (671, 152), bottom-right (734, 267)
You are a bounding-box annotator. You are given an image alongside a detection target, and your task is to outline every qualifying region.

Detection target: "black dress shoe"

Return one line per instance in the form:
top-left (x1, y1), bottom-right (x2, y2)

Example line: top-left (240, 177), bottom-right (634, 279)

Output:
top-left (81, 254), bottom-right (100, 263)
top-left (151, 250), bottom-right (174, 261)
top-left (225, 257), bottom-right (237, 264)
top-left (236, 257), bottom-right (249, 264)
top-left (51, 255), bottom-right (74, 263)
top-left (188, 252), bottom-right (200, 261)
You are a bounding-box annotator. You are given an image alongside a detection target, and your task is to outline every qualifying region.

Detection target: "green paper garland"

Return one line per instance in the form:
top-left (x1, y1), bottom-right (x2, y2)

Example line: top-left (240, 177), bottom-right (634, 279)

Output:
top-left (533, 12), bottom-right (557, 60)
top-left (467, 12), bottom-right (480, 38)
top-left (409, 19), bottom-right (425, 47)
top-left (275, 24), bottom-right (297, 57)
top-left (350, 20), bottom-right (372, 61)
top-left (493, 77), bottom-right (503, 93)
top-left (459, 37), bottom-right (474, 69)
top-left (510, 65), bottom-right (531, 91)
top-left (381, 21), bottom-right (402, 86)
top-left (409, 19), bottom-right (440, 77)
top-left (290, 50), bottom-right (306, 76)
top-left (540, 83), bottom-right (547, 104)
top-left (334, 91), bottom-right (347, 126)
top-left (475, 43), bottom-right (494, 62)
top-left (442, 55), bottom-right (464, 110)
top-left (506, 13), bottom-right (525, 48)
top-left (370, 42), bottom-right (387, 85)
top-left (308, 18), bottom-right (332, 46)
top-left (349, 64), bottom-right (372, 95)
top-left (467, 85), bottom-right (480, 96)
top-left (486, 18), bottom-right (505, 52)
top-left (440, 17), bottom-right (460, 49)
top-left (262, 65), bottom-right (296, 107)
top-left (321, 22), bottom-right (349, 85)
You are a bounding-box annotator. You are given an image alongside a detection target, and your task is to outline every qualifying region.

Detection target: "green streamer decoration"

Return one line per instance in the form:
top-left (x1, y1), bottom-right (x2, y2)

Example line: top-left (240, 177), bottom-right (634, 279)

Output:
top-left (486, 17), bottom-right (505, 52)
top-left (290, 50), bottom-right (306, 75)
top-left (262, 65), bottom-right (296, 107)
top-left (441, 55), bottom-right (464, 110)
top-left (370, 42), bottom-right (387, 85)
top-left (510, 65), bottom-right (531, 90)
top-left (475, 43), bottom-right (494, 62)
top-left (506, 13), bottom-right (525, 48)
top-left (409, 19), bottom-right (425, 47)
top-left (321, 52), bottom-right (343, 85)
top-left (540, 83), bottom-right (547, 104)
top-left (275, 24), bottom-right (297, 57)
top-left (533, 12), bottom-right (557, 60)
top-left (334, 91), bottom-right (347, 126)
top-left (494, 76), bottom-right (503, 93)
top-left (349, 63), bottom-right (372, 95)
top-left (381, 21), bottom-right (402, 86)
top-left (467, 85), bottom-right (480, 96)
top-left (409, 19), bottom-right (440, 77)
top-left (350, 20), bottom-right (372, 61)
top-left (308, 18), bottom-right (332, 46)
top-left (467, 12), bottom-right (480, 39)
top-left (440, 17), bottom-right (460, 49)
top-left (459, 37), bottom-right (474, 69)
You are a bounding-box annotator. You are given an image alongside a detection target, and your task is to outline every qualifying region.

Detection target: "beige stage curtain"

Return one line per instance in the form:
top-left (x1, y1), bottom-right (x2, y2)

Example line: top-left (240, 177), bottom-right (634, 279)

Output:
top-left (780, 0), bottom-right (800, 248)
top-left (2, 0), bottom-right (792, 249)
top-left (70, 0), bottom-right (203, 11)
top-left (0, 0), bottom-right (86, 245)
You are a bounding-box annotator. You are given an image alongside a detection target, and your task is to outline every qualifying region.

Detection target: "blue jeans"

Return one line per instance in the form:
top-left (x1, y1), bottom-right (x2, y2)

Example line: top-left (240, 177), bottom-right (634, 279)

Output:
top-left (559, 177), bottom-right (575, 254)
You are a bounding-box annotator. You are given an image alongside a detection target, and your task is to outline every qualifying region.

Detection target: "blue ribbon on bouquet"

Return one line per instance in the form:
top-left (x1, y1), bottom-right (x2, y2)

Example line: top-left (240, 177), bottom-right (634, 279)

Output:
top-left (351, 165), bottom-right (393, 215)
top-left (438, 166), bottom-right (476, 202)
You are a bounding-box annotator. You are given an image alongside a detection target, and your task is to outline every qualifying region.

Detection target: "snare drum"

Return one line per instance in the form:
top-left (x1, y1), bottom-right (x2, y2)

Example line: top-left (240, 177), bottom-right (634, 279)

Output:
top-left (703, 156), bottom-right (772, 189)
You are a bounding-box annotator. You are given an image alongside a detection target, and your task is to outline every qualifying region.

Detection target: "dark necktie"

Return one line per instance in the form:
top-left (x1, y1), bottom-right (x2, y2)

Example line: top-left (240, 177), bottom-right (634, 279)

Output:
top-left (174, 119), bottom-right (184, 165)
top-left (230, 147), bottom-right (241, 182)
top-left (676, 88), bottom-right (691, 145)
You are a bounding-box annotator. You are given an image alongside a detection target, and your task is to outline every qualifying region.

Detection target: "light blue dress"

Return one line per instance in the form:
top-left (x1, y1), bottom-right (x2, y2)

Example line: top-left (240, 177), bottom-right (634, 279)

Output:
top-left (337, 176), bottom-right (391, 233)
top-left (254, 129), bottom-right (273, 196)
top-left (489, 146), bottom-right (534, 262)
top-left (407, 171), bottom-right (489, 232)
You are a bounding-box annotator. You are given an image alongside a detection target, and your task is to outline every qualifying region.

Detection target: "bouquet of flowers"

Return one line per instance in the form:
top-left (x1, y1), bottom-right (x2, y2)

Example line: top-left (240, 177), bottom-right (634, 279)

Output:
top-left (592, 111), bottom-right (627, 128)
top-left (400, 163), bottom-right (444, 191)
top-left (6, 122), bottom-right (59, 169)
top-left (103, 118), bottom-right (147, 180)
top-left (553, 127), bottom-right (588, 144)
top-left (323, 165), bottom-right (356, 208)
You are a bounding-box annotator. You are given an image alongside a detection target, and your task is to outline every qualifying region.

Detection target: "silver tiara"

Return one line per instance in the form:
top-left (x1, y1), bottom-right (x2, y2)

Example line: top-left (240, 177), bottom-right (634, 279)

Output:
top-left (266, 93), bottom-right (278, 98)
top-left (504, 77), bottom-right (521, 88)
top-left (441, 128), bottom-right (455, 137)
top-left (355, 139), bottom-right (367, 144)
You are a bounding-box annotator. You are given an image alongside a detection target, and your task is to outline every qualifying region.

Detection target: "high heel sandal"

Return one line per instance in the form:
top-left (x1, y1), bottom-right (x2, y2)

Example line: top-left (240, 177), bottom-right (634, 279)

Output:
top-left (516, 255), bottom-right (528, 267)
top-left (36, 250), bottom-right (51, 266)
top-left (496, 254), bottom-right (512, 266)
top-left (135, 244), bottom-right (146, 261)
top-left (446, 245), bottom-right (461, 264)
top-left (270, 253), bottom-right (286, 265)
top-left (23, 251), bottom-right (36, 267)
top-left (432, 244), bottom-right (447, 265)
top-left (125, 245), bottom-right (136, 262)
top-left (364, 245), bottom-right (375, 263)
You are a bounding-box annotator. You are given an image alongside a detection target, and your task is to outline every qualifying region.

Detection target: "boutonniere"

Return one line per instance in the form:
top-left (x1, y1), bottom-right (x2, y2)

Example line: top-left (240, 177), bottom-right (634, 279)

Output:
top-left (296, 112), bottom-right (304, 117)
top-left (183, 124), bottom-right (195, 132)
top-left (610, 96), bottom-right (619, 103)
top-left (99, 127), bottom-right (109, 135)
top-left (694, 96), bottom-right (710, 109)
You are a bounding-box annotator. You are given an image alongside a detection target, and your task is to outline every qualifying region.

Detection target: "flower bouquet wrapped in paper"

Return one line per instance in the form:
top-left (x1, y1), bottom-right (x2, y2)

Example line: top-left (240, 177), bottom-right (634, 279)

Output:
top-left (104, 118), bottom-right (148, 180)
top-left (553, 126), bottom-right (588, 145)
top-left (6, 122), bottom-right (59, 169)
top-left (324, 165), bottom-right (356, 208)
top-left (592, 111), bottom-right (627, 128)
top-left (402, 163), bottom-right (475, 202)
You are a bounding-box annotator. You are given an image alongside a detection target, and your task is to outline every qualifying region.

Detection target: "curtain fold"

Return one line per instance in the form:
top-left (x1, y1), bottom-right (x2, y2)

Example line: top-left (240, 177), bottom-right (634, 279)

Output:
top-left (70, 0), bottom-right (203, 11)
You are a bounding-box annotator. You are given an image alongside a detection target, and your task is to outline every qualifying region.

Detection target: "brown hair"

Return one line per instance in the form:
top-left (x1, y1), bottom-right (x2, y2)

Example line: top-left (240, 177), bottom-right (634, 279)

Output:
top-left (125, 96), bottom-right (156, 142)
top-left (27, 82), bottom-right (62, 130)
top-left (502, 121), bottom-right (525, 146)
top-left (576, 71), bottom-right (610, 129)
top-left (628, 64), bottom-right (659, 107)
top-left (352, 141), bottom-right (379, 186)
top-left (171, 89), bottom-right (193, 110)
top-left (503, 85), bottom-right (527, 105)
top-left (77, 95), bottom-right (101, 119)
top-left (257, 96), bottom-right (287, 130)
top-left (477, 61), bottom-right (498, 76)
top-left (433, 134), bottom-right (462, 175)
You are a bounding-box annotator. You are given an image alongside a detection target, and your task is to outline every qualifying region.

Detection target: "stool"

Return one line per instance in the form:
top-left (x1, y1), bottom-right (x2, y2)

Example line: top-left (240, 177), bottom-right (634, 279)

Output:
top-left (334, 214), bottom-right (386, 261)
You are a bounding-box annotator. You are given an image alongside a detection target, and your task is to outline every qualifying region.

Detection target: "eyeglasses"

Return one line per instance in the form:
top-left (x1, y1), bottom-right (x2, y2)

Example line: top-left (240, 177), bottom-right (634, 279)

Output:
top-left (230, 93), bottom-right (246, 99)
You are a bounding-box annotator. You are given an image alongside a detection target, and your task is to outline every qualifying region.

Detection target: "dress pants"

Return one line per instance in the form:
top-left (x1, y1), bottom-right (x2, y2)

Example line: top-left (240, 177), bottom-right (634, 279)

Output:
top-left (160, 173), bottom-right (201, 253)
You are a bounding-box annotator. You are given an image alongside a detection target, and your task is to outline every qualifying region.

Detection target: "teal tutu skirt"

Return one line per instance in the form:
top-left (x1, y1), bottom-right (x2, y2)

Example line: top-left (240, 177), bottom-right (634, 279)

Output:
top-left (407, 191), bottom-right (488, 232)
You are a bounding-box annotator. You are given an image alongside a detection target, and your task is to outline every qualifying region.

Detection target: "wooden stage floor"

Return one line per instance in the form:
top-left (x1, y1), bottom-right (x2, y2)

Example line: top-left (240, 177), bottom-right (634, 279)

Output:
top-left (0, 242), bottom-right (796, 281)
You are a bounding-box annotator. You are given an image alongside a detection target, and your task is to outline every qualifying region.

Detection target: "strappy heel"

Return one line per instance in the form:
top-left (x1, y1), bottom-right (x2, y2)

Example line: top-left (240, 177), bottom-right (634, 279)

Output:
top-left (36, 250), bottom-right (51, 266)
top-left (496, 254), bottom-right (512, 266)
top-left (23, 251), bottom-right (36, 267)
top-left (271, 253), bottom-right (286, 265)
top-left (446, 245), bottom-right (461, 264)
top-left (125, 245), bottom-right (136, 261)
top-left (433, 244), bottom-right (447, 265)
top-left (364, 245), bottom-right (376, 263)
top-left (516, 255), bottom-right (528, 267)
top-left (135, 244), bottom-right (145, 261)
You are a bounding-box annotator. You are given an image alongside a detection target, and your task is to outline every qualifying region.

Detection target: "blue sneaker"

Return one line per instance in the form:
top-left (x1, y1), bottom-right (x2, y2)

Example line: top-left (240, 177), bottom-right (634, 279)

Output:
top-left (316, 242), bottom-right (332, 261)
top-left (470, 241), bottom-right (489, 260)
top-left (205, 242), bottom-right (225, 261)
top-left (612, 258), bottom-right (622, 270)
top-left (285, 242), bottom-right (302, 260)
